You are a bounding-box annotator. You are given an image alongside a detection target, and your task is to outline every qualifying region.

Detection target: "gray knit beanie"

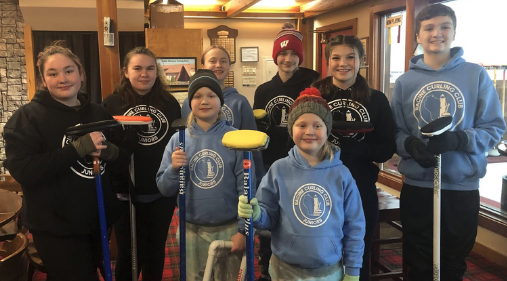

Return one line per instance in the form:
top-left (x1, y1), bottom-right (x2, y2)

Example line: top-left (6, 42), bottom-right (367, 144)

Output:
top-left (287, 87), bottom-right (332, 137)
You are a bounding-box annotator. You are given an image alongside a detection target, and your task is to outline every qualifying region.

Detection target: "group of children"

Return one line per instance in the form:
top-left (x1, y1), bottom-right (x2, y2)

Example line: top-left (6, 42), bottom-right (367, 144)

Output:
top-left (3, 3), bottom-right (505, 281)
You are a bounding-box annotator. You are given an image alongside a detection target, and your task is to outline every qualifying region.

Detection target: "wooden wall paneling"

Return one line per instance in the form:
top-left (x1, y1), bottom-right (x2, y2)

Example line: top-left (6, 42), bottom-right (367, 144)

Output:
top-left (145, 28), bottom-right (202, 62)
top-left (96, 0), bottom-right (120, 101)
top-left (405, 0), bottom-right (428, 71)
top-left (297, 18), bottom-right (311, 69)
top-left (23, 25), bottom-right (36, 101)
top-left (145, 28), bottom-right (202, 92)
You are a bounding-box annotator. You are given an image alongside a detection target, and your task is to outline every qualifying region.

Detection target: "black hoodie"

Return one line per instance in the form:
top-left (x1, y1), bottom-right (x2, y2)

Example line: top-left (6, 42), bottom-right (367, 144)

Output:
top-left (102, 90), bottom-right (181, 199)
top-left (4, 90), bottom-right (124, 236)
top-left (313, 77), bottom-right (397, 186)
top-left (253, 67), bottom-right (320, 166)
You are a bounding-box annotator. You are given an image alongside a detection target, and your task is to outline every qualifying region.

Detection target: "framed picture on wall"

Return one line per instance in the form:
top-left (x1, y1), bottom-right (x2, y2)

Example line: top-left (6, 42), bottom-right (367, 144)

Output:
top-left (359, 37), bottom-right (368, 67)
top-left (156, 57), bottom-right (197, 89)
top-left (241, 47), bottom-right (259, 62)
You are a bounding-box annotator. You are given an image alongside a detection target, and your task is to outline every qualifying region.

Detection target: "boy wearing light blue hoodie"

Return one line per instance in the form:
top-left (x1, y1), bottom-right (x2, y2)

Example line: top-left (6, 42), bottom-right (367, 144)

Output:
top-left (390, 4), bottom-right (506, 281)
top-left (239, 88), bottom-right (365, 281)
top-left (157, 69), bottom-right (255, 281)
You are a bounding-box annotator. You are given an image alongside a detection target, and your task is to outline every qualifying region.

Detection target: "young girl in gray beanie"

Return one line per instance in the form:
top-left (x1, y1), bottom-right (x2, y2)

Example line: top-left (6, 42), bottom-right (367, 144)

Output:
top-left (239, 88), bottom-right (365, 281)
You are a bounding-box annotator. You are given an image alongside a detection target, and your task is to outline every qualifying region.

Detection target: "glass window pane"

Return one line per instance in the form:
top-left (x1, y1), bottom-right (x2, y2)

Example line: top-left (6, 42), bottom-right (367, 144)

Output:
top-left (379, 10), bottom-right (406, 176)
top-left (444, 0), bottom-right (507, 213)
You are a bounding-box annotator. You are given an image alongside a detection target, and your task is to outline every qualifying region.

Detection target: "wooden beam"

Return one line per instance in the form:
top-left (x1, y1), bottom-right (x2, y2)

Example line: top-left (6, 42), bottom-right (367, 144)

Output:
top-left (96, 0), bottom-right (120, 101)
top-left (23, 24), bottom-right (36, 101)
top-left (184, 11), bottom-right (227, 18)
top-left (405, 0), bottom-right (428, 71)
top-left (298, 18), bottom-right (314, 69)
top-left (237, 12), bottom-right (304, 18)
top-left (224, 0), bottom-right (261, 18)
top-left (297, 19), bottom-right (308, 68)
top-left (183, 11), bottom-right (303, 19)
top-left (301, 0), bottom-right (366, 18)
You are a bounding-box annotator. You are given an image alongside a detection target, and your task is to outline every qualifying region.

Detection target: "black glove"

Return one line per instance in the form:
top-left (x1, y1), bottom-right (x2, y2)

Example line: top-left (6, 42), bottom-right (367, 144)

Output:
top-left (404, 136), bottom-right (437, 168)
top-left (100, 140), bottom-right (119, 162)
top-left (71, 134), bottom-right (97, 158)
top-left (427, 130), bottom-right (468, 155)
top-left (255, 114), bottom-right (270, 133)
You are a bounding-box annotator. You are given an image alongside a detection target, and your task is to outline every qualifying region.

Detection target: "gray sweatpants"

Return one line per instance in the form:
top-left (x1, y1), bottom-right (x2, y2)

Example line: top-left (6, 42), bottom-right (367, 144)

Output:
top-left (176, 220), bottom-right (243, 281)
top-left (269, 254), bottom-right (344, 281)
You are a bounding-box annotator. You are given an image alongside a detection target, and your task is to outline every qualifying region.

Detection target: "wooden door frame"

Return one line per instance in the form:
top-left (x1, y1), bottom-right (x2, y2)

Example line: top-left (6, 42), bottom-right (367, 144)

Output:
top-left (314, 18), bottom-right (357, 78)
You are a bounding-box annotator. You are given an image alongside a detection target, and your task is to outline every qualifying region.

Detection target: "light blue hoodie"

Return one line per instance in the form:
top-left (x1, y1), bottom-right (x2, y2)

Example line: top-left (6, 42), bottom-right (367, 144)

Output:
top-left (254, 146), bottom-right (365, 276)
top-left (156, 119), bottom-right (256, 229)
top-left (391, 47), bottom-right (506, 190)
top-left (182, 86), bottom-right (266, 183)
top-left (182, 87), bottom-right (255, 129)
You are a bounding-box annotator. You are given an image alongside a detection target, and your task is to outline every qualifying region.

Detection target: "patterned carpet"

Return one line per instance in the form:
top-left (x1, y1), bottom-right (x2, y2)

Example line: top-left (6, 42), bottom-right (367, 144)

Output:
top-left (24, 212), bottom-right (507, 281)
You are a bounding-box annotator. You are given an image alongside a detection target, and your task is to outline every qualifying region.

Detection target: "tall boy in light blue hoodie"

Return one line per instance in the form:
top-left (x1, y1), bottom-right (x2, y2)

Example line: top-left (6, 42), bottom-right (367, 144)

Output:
top-left (390, 4), bottom-right (506, 281)
top-left (239, 88), bottom-right (365, 281)
top-left (157, 69), bottom-right (255, 281)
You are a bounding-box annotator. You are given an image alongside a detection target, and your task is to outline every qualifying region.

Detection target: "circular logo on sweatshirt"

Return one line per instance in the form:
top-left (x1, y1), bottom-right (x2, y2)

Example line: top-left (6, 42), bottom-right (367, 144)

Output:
top-left (293, 183), bottom-right (332, 227)
top-left (62, 133), bottom-right (105, 179)
top-left (124, 105), bottom-right (168, 145)
top-left (413, 81), bottom-right (464, 129)
top-left (265, 95), bottom-right (295, 128)
top-left (189, 149), bottom-right (224, 189)
top-left (327, 98), bottom-right (370, 145)
top-left (221, 104), bottom-right (234, 127)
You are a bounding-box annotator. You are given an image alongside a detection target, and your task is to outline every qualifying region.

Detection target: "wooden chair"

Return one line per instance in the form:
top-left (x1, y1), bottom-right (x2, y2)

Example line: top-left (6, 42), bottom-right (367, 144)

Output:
top-left (0, 175), bottom-right (22, 193)
top-left (0, 232), bottom-right (29, 281)
top-left (0, 189), bottom-right (22, 242)
top-left (370, 188), bottom-right (407, 280)
top-left (26, 236), bottom-right (47, 281)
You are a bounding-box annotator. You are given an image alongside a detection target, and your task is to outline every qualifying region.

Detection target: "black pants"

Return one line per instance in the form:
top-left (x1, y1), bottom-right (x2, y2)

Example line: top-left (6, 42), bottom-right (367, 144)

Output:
top-left (400, 183), bottom-right (479, 281)
top-left (257, 232), bottom-right (272, 280)
top-left (114, 195), bottom-right (177, 281)
top-left (32, 231), bottom-right (102, 281)
top-left (356, 182), bottom-right (379, 281)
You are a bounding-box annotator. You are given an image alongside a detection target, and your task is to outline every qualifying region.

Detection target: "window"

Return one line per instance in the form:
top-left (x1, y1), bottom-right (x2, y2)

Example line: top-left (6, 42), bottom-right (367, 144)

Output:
top-left (378, 10), bottom-right (406, 177)
top-left (376, 0), bottom-right (507, 215)
top-left (442, 0), bottom-right (507, 214)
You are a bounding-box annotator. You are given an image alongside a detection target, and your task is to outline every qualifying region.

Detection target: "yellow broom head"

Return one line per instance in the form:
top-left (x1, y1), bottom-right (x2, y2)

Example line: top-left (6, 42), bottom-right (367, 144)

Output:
top-left (253, 109), bottom-right (267, 119)
top-left (222, 130), bottom-right (269, 151)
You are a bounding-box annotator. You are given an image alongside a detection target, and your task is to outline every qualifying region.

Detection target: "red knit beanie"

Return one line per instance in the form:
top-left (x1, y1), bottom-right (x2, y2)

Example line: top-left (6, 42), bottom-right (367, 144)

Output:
top-left (272, 22), bottom-right (304, 65)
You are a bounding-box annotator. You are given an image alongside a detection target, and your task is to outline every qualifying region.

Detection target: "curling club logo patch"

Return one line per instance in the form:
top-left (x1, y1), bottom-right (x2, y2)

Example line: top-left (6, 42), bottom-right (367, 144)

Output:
top-left (62, 134), bottom-right (105, 179)
top-left (293, 183), bottom-right (332, 228)
top-left (189, 149), bottom-right (224, 189)
top-left (413, 81), bottom-right (464, 129)
top-left (125, 105), bottom-right (168, 145)
top-left (265, 95), bottom-right (294, 128)
top-left (328, 98), bottom-right (370, 145)
top-left (221, 104), bottom-right (234, 127)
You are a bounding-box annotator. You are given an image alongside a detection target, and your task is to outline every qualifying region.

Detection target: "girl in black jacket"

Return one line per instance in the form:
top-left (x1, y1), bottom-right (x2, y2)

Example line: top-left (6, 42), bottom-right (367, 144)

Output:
top-left (102, 46), bottom-right (181, 281)
top-left (312, 35), bottom-right (396, 281)
top-left (4, 43), bottom-right (124, 281)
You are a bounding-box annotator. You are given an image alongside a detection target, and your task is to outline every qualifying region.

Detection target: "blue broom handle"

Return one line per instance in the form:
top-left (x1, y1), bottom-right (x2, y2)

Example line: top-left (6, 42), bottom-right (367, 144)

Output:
top-left (93, 156), bottom-right (113, 281)
top-left (179, 129), bottom-right (186, 281)
top-left (243, 151), bottom-right (255, 281)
